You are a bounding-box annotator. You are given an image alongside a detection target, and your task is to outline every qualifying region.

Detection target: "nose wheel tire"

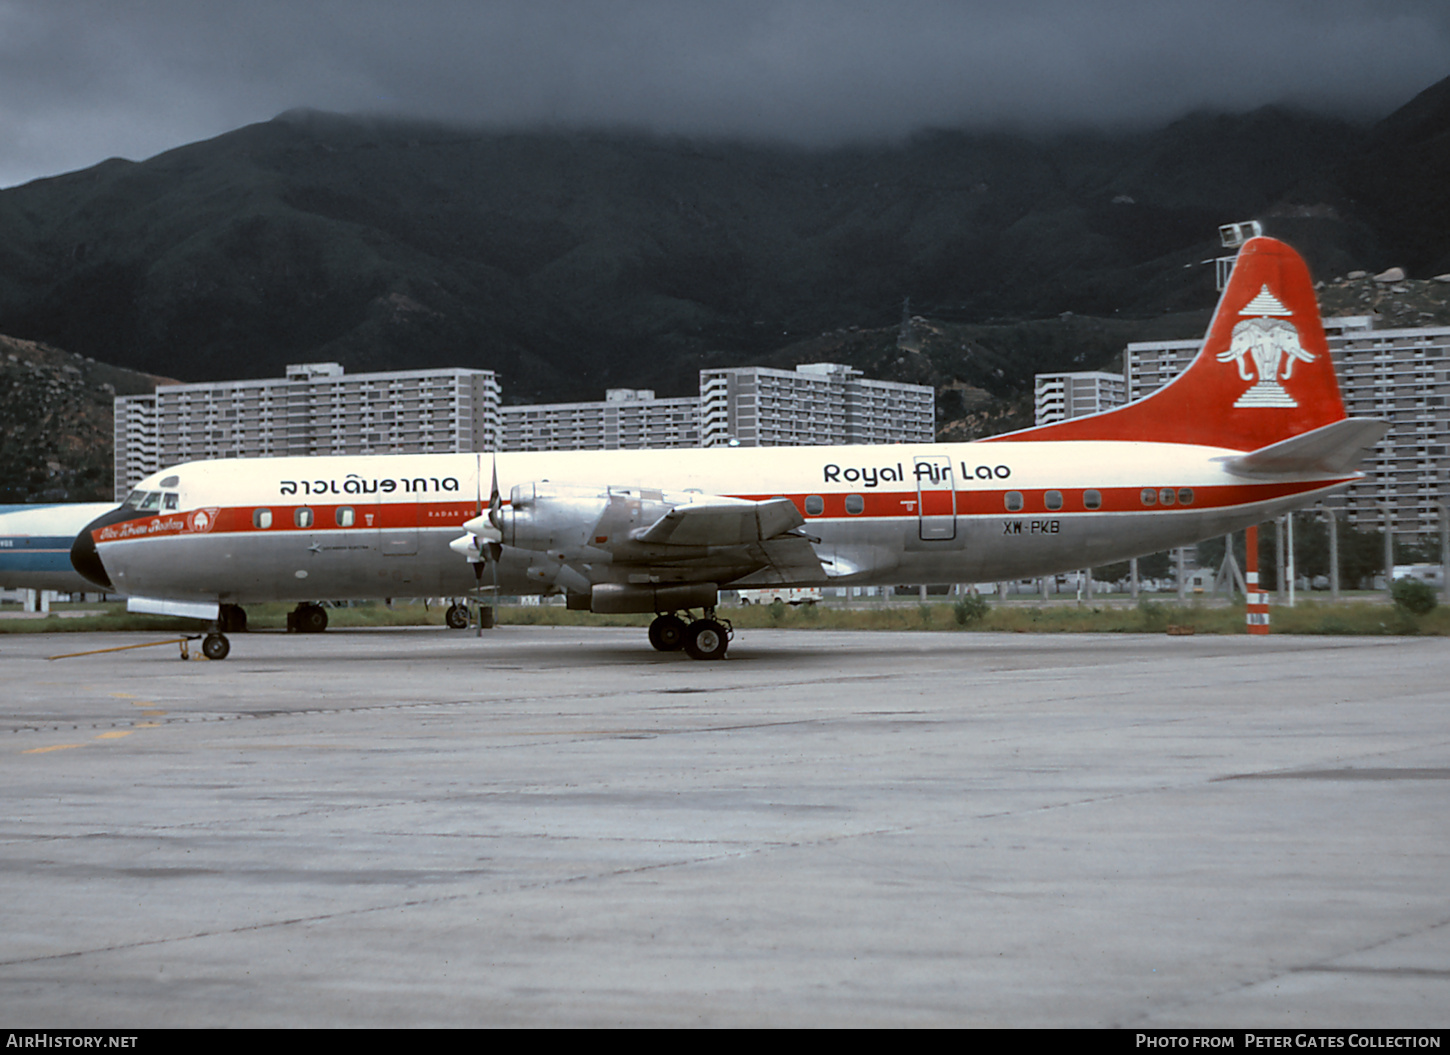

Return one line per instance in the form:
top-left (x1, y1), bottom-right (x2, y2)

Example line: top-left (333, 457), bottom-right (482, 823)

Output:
top-left (684, 618), bottom-right (729, 660)
top-left (202, 632), bottom-right (230, 661)
top-left (445, 603), bottom-right (469, 629)
top-left (648, 614), bottom-right (687, 652)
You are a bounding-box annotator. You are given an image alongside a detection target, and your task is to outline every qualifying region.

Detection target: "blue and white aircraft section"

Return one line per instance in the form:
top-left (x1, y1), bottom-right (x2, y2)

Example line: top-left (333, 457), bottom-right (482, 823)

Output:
top-left (0, 503), bottom-right (118, 593)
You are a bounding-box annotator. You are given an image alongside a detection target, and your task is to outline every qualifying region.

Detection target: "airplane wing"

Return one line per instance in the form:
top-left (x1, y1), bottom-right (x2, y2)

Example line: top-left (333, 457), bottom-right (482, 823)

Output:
top-left (630, 494), bottom-right (829, 582)
top-left (631, 496), bottom-right (803, 547)
top-left (455, 485), bottom-right (827, 596)
top-left (1219, 418), bottom-right (1387, 477)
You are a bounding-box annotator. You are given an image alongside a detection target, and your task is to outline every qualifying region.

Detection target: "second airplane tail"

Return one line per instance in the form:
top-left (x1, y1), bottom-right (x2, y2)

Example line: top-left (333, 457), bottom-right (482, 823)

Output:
top-left (992, 236), bottom-right (1349, 452)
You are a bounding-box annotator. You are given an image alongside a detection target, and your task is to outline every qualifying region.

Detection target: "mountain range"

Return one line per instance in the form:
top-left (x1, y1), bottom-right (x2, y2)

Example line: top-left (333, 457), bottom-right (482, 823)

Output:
top-left (1, 75), bottom-right (1448, 500)
top-left (5, 75), bottom-right (1450, 397)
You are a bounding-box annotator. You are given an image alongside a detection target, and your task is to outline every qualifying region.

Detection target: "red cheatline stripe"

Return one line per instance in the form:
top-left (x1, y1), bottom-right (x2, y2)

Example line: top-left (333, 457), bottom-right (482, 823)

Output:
top-left (94, 478), bottom-right (1349, 544)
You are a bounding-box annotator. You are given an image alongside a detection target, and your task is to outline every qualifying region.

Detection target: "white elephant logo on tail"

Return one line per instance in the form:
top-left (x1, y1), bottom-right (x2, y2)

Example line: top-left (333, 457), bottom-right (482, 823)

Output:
top-left (1217, 310), bottom-right (1315, 409)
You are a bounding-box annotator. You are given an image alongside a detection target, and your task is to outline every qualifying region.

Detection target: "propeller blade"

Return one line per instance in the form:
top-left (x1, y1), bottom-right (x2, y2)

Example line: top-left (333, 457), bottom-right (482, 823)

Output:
top-left (488, 456), bottom-right (502, 532)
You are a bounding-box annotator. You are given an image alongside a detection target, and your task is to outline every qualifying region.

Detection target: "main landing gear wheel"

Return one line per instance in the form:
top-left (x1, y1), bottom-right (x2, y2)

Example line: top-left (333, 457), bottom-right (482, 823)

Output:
top-left (648, 614), bottom-right (687, 652)
top-left (202, 632), bottom-right (230, 660)
top-left (445, 603), bottom-right (469, 629)
top-left (289, 603), bottom-right (328, 633)
top-left (684, 618), bottom-right (729, 661)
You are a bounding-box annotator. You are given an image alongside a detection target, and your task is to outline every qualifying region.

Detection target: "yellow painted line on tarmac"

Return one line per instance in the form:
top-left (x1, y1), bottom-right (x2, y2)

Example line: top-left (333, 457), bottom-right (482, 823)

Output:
top-left (112, 692), bottom-right (166, 715)
top-left (94, 730), bottom-right (132, 740)
top-left (23, 744), bottom-right (84, 754)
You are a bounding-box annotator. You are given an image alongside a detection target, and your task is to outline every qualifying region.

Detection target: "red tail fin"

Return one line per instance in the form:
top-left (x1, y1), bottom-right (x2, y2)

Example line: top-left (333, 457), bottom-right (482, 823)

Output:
top-left (989, 237), bottom-right (1346, 451)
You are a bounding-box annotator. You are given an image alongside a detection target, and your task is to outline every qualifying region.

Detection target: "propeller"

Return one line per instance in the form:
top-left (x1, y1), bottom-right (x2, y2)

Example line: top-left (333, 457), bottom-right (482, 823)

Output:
top-left (448, 455), bottom-right (505, 635)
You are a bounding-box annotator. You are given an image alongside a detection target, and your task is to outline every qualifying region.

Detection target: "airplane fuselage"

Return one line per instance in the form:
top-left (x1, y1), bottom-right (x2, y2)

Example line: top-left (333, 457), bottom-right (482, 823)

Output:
top-left (0, 503), bottom-right (118, 593)
top-left (88, 441), bottom-right (1354, 606)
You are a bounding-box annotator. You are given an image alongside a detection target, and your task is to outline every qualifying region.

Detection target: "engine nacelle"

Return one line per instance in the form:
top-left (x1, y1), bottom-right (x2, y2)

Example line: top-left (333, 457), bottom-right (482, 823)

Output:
top-left (499, 483), bottom-right (684, 560)
top-left (502, 482), bottom-right (613, 558)
top-left (566, 582), bottom-right (719, 614)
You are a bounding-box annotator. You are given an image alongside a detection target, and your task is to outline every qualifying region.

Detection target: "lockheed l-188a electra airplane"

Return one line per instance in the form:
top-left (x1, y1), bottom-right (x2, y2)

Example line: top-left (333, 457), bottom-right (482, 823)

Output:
top-left (71, 237), bottom-right (1385, 660)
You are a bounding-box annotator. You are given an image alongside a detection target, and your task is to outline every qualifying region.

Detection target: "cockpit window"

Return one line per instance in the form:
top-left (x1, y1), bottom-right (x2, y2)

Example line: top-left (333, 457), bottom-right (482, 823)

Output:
top-left (162, 493), bottom-right (180, 511)
top-left (138, 492), bottom-right (162, 511)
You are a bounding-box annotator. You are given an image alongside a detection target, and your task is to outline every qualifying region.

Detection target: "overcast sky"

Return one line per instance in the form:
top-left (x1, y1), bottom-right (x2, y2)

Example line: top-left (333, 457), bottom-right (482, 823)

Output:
top-left (2, 0), bottom-right (1448, 188)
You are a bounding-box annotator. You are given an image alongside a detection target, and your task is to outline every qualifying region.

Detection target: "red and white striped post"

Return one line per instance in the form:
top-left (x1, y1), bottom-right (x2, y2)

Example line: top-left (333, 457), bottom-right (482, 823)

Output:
top-left (1245, 525), bottom-right (1270, 634)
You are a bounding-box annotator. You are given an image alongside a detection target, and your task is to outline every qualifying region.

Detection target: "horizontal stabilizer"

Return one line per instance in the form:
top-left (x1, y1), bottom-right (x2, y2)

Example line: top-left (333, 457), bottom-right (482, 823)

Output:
top-left (633, 496), bottom-right (803, 547)
top-left (1219, 418), bottom-right (1386, 477)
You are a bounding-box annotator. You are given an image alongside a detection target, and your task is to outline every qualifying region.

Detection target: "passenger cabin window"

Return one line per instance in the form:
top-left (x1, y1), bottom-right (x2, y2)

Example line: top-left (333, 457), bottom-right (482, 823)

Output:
top-left (845, 494), bottom-right (865, 515)
top-left (335, 506), bottom-right (355, 527)
top-left (1083, 490), bottom-right (1102, 510)
top-left (1005, 491), bottom-right (1024, 512)
top-left (253, 509), bottom-right (273, 529)
top-left (1159, 488), bottom-right (1176, 506)
top-left (1177, 488), bottom-right (1195, 505)
top-left (1045, 490), bottom-right (1063, 512)
top-left (1140, 488), bottom-right (1157, 506)
top-left (294, 507), bottom-right (314, 528)
top-left (805, 495), bottom-right (824, 516)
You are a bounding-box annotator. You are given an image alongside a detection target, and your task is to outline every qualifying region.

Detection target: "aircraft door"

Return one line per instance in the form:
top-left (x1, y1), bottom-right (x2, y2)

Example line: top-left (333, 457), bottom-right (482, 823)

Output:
top-left (914, 455), bottom-right (956, 541)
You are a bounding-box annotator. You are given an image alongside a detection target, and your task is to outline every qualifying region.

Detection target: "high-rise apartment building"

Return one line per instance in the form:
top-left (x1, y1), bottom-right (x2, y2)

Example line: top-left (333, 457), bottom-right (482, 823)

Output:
top-left (115, 360), bottom-right (937, 498)
top-left (1332, 323), bottom-right (1450, 541)
top-left (699, 363), bottom-right (935, 447)
top-left (1033, 371), bottom-right (1128, 425)
top-left (500, 389), bottom-right (701, 452)
top-left (115, 363), bottom-right (500, 499)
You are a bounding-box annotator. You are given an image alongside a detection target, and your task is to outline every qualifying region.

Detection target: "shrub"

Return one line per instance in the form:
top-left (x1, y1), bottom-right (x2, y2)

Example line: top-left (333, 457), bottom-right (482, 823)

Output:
top-left (1391, 578), bottom-right (1438, 616)
top-left (953, 595), bottom-right (989, 626)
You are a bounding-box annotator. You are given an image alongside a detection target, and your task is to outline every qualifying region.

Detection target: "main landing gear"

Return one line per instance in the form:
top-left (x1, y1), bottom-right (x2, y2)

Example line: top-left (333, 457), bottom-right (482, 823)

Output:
top-left (648, 610), bottom-right (731, 660)
top-left (286, 602), bottom-right (328, 634)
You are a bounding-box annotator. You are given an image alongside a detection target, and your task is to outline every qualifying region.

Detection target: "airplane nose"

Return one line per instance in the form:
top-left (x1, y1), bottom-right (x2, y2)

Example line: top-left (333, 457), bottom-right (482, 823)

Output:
top-left (70, 506), bottom-right (128, 590)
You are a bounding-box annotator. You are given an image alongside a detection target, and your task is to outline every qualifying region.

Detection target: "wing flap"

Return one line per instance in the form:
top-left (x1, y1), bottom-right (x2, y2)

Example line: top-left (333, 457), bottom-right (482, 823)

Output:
top-left (731, 534), bottom-right (830, 585)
